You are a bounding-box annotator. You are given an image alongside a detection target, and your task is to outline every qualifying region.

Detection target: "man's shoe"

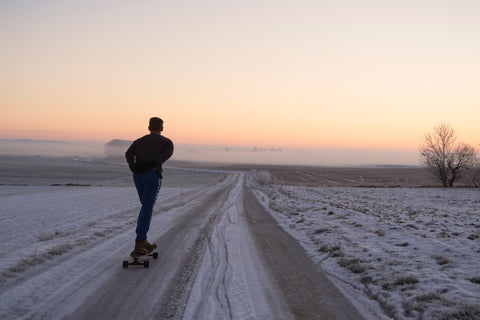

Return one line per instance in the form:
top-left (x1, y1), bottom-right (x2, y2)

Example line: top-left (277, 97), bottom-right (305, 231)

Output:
top-left (145, 240), bottom-right (157, 251)
top-left (130, 239), bottom-right (150, 258)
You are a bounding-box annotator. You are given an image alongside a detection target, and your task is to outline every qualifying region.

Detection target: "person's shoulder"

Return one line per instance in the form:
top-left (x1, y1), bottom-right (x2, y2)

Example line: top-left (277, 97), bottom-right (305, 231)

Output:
top-left (134, 134), bottom-right (151, 142)
top-left (153, 134), bottom-right (172, 144)
top-left (163, 135), bottom-right (173, 144)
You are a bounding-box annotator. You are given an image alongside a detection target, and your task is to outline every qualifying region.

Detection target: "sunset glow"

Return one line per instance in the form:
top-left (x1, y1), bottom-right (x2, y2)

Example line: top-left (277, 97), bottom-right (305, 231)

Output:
top-left (1, 1), bottom-right (479, 157)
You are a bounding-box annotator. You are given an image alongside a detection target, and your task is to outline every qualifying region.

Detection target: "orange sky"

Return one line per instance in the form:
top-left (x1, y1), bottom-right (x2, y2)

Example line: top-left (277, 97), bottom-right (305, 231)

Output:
top-left (1, 0), bottom-right (479, 152)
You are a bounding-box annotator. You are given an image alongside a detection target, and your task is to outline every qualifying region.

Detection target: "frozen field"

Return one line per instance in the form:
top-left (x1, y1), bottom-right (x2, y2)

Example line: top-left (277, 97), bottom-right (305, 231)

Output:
top-left (0, 156), bottom-right (479, 319)
top-left (251, 170), bottom-right (480, 319)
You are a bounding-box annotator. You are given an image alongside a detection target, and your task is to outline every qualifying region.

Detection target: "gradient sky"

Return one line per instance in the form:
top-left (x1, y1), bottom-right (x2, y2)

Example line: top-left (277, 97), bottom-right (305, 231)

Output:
top-left (1, 0), bottom-right (479, 152)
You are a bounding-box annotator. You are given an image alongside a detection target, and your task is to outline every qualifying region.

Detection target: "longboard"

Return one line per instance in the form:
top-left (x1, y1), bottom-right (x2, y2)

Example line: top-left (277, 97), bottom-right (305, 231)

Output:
top-left (122, 251), bottom-right (158, 268)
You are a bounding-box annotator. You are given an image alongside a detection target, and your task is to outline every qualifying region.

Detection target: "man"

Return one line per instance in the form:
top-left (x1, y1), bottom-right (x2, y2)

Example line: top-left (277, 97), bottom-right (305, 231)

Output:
top-left (126, 117), bottom-right (174, 257)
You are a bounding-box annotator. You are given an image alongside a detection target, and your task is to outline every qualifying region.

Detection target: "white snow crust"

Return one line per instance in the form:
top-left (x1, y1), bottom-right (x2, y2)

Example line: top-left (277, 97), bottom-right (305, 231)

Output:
top-left (252, 183), bottom-right (480, 320)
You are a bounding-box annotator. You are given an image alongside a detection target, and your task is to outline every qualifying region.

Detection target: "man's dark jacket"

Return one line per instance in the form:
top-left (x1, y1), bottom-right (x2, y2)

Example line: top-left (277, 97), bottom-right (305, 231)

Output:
top-left (125, 133), bottom-right (174, 178)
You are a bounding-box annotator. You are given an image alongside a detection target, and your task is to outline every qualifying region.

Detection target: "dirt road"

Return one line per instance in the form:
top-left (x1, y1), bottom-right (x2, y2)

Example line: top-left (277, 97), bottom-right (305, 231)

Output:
top-left (21, 172), bottom-right (366, 320)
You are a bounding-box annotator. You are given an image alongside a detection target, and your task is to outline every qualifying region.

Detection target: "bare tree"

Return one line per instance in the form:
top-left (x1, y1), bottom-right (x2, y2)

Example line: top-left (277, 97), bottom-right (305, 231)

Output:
top-left (464, 151), bottom-right (480, 187)
top-left (473, 155), bottom-right (480, 187)
top-left (420, 123), bottom-right (476, 187)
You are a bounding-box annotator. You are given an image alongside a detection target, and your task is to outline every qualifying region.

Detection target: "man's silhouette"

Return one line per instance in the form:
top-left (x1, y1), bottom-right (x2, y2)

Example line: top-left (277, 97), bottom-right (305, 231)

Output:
top-left (126, 117), bottom-right (174, 256)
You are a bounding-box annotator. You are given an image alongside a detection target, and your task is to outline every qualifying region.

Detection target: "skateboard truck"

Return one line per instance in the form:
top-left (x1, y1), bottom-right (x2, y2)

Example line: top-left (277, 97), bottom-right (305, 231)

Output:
top-left (122, 252), bottom-right (158, 268)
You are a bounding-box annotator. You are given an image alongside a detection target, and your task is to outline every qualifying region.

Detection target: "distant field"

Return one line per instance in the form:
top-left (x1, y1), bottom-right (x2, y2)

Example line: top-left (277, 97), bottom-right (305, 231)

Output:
top-left (259, 166), bottom-right (438, 187)
top-left (170, 160), bottom-right (439, 187)
top-left (0, 155), bottom-right (441, 187)
top-left (0, 156), bottom-right (226, 187)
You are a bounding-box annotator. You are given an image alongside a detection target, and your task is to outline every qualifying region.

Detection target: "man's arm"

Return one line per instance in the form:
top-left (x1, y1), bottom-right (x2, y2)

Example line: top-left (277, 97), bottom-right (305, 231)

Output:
top-left (158, 139), bottom-right (174, 164)
top-left (125, 142), bottom-right (136, 172)
top-left (153, 139), bottom-right (174, 177)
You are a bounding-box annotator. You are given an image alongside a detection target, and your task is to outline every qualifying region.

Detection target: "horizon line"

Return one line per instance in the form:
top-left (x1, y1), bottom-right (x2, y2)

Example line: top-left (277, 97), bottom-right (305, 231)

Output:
top-left (0, 138), bottom-right (419, 152)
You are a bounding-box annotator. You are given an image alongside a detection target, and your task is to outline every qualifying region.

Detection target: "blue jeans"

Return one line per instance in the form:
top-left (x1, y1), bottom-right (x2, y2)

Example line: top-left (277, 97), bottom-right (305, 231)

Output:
top-left (133, 170), bottom-right (161, 240)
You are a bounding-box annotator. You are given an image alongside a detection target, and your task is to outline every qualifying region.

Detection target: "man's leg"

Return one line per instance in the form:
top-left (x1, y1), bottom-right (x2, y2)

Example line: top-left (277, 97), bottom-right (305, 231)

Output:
top-left (134, 170), bottom-right (161, 241)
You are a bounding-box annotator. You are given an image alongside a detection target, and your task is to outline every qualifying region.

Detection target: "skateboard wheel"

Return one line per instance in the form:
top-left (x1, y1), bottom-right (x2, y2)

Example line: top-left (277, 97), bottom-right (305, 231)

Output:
top-left (144, 261), bottom-right (149, 268)
top-left (153, 252), bottom-right (158, 259)
top-left (122, 261), bottom-right (129, 268)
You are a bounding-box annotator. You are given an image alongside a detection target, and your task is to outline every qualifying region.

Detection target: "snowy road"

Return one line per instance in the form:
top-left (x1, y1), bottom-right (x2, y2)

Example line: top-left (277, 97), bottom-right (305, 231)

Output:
top-left (0, 170), bottom-right (366, 320)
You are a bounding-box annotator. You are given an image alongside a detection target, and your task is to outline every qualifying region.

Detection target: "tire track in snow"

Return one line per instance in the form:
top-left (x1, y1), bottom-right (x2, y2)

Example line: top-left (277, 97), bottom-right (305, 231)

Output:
top-left (155, 183), bottom-right (234, 319)
top-left (57, 173), bottom-right (238, 320)
top-left (180, 173), bottom-right (244, 319)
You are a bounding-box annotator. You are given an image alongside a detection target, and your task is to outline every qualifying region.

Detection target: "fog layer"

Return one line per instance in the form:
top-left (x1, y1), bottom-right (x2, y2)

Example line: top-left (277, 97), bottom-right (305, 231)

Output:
top-left (0, 140), bottom-right (419, 166)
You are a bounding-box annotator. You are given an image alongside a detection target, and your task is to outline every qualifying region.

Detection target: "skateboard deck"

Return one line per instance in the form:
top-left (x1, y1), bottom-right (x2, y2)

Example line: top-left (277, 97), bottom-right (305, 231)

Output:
top-left (122, 251), bottom-right (158, 268)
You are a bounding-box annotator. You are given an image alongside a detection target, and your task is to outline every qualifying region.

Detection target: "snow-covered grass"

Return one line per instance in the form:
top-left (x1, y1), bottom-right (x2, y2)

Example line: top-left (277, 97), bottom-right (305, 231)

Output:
top-left (0, 185), bottom-right (186, 284)
top-left (252, 182), bottom-right (480, 320)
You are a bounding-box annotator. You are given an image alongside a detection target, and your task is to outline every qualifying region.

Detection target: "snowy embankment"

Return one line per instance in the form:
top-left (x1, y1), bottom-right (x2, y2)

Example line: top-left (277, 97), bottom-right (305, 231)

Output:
top-left (250, 173), bottom-right (480, 320)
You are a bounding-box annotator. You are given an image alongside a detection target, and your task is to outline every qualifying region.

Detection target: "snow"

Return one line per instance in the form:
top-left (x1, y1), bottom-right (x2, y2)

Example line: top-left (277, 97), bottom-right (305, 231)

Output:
top-left (181, 173), bottom-right (290, 319)
top-left (0, 159), bottom-right (479, 319)
top-left (181, 173), bottom-right (258, 319)
top-left (251, 183), bottom-right (480, 320)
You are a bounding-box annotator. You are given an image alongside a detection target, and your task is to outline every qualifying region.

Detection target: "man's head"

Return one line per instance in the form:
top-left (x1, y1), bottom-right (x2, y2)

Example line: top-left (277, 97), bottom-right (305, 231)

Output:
top-left (148, 117), bottom-right (163, 133)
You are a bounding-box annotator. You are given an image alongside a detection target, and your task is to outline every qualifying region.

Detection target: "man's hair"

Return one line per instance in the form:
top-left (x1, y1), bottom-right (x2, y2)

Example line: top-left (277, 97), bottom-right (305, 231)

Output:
top-left (149, 117), bottom-right (163, 131)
